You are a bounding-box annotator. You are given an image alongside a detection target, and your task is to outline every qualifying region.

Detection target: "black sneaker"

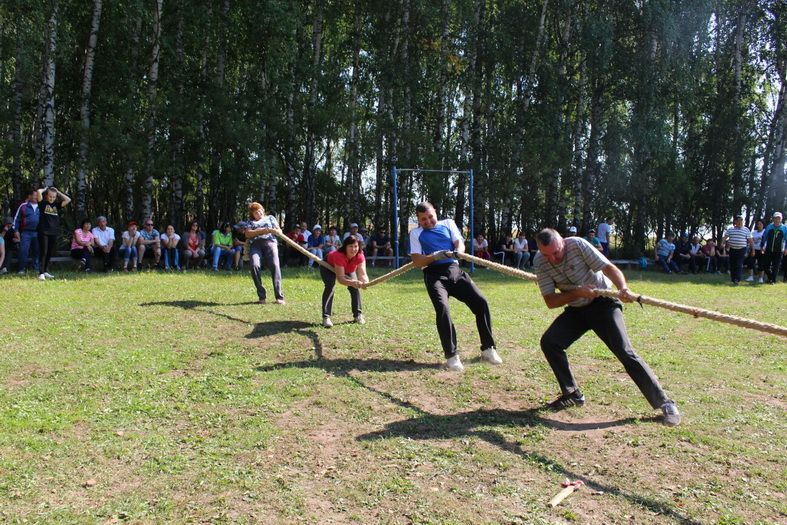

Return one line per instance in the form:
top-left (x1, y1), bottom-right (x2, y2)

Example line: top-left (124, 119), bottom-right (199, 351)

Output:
top-left (546, 390), bottom-right (586, 411)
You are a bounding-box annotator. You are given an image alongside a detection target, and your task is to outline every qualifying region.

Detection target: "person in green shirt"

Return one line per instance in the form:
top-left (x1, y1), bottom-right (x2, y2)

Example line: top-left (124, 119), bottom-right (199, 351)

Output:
top-left (587, 229), bottom-right (602, 252)
top-left (211, 222), bottom-right (234, 271)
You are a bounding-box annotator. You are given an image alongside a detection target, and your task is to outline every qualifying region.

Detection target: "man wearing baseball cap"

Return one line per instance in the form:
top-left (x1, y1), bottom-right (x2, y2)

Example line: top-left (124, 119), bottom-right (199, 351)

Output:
top-left (760, 211), bottom-right (787, 284)
top-left (567, 226), bottom-right (578, 237)
top-left (343, 223), bottom-right (364, 248)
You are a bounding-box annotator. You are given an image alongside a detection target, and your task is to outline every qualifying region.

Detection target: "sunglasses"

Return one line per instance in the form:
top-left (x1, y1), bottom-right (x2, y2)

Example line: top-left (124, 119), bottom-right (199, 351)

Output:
top-left (145, 223), bottom-right (153, 226)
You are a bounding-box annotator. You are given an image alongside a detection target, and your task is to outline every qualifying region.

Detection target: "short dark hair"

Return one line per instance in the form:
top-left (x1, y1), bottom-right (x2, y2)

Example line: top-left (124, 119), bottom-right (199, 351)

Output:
top-left (535, 228), bottom-right (558, 246)
top-left (80, 218), bottom-right (91, 229)
top-left (734, 215), bottom-right (743, 222)
top-left (415, 202), bottom-right (434, 214)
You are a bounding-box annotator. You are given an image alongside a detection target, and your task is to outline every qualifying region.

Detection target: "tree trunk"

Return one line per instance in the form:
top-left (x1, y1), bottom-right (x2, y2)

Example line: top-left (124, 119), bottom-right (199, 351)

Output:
top-left (76, 0), bottom-right (103, 217)
top-left (302, 2), bottom-right (324, 225)
top-left (142, 0), bottom-right (164, 220)
top-left (11, 30), bottom-right (23, 201)
top-left (41, 2), bottom-right (59, 187)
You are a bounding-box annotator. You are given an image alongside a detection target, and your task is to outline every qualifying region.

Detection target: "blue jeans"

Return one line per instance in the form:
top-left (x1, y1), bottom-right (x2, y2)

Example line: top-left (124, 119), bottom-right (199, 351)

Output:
top-left (657, 255), bottom-right (679, 273)
top-left (212, 246), bottom-right (232, 270)
top-left (119, 245), bottom-right (137, 266)
top-left (163, 247), bottom-right (180, 270)
top-left (18, 231), bottom-right (39, 272)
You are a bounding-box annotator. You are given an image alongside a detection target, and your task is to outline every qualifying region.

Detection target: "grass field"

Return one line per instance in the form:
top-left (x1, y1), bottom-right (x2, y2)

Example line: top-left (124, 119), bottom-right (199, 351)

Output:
top-left (0, 266), bottom-right (784, 524)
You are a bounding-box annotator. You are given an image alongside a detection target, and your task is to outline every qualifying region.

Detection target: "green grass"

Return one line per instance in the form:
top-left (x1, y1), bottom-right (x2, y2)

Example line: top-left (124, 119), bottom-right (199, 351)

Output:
top-left (0, 267), bottom-right (785, 524)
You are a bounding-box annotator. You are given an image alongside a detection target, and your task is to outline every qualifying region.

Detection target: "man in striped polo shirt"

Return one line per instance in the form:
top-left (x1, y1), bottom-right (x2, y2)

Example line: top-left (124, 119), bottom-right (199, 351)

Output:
top-left (533, 228), bottom-right (680, 426)
top-left (722, 216), bottom-right (753, 285)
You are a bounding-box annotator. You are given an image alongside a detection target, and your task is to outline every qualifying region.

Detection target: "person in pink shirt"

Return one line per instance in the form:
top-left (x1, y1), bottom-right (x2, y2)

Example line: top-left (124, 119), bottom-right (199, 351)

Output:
top-left (71, 218), bottom-right (95, 272)
top-left (320, 235), bottom-right (369, 327)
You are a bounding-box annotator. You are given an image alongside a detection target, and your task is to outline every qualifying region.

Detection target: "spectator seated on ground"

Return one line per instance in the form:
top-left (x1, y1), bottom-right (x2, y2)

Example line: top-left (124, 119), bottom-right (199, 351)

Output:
top-left (370, 227), bottom-right (393, 267)
top-left (474, 233), bottom-right (491, 260)
top-left (674, 233), bottom-right (691, 271)
top-left (120, 221), bottom-right (140, 271)
top-left (655, 233), bottom-right (680, 274)
top-left (496, 234), bottom-right (515, 265)
top-left (702, 239), bottom-right (718, 273)
top-left (183, 220), bottom-right (206, 269)
top-left (160, 225), bottom-right (181, 271)
top-left (688, 235), bottom-right (705, 273)
top-left (91, 215), bottom-right (116, 271)
top-left (138, 219), bottom-right (161, 268)
top-left (513, 232), bottom-right (530, 269)
top-left (306, 225), bottom-right (325, 268)
top-left (231, 224), bottom-right (246, 270)
top-left (211, 222), bottom-right (234, 271)
top-left (587, 229), bottom-right (602, 251)
top-left (716, 239), bottom-right (730, 274)
top-left (286, 226), bottom-right (306, 266)
top-left (324, 227), bottom-right (341, 255)
top-left (70, 218), bottom-right (95, 272)
top-left (638, 252), bottom-right (649, 270)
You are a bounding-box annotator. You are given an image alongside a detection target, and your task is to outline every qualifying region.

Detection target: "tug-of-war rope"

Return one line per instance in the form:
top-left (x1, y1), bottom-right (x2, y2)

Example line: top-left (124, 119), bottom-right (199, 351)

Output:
top-left (272, 230), bottom-right (787, 339)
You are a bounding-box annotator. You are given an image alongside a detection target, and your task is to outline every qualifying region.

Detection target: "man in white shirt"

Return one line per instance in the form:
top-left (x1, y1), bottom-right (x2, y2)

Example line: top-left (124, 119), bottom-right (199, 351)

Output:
top-left (91, 216), bottom-right (116, 271)
top-left (596, 218), bottom-right (614, 256)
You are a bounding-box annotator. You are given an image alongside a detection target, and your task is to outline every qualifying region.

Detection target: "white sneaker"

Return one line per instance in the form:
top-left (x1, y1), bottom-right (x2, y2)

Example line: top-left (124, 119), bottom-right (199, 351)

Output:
top-left (354, 314), bottom-right (366, 325)
top-left (38, 273), bottom-right (46, 281)
top-left (758, 277), bottom-right (763, 284)
top-left (445, 355), bottom-right (464, 372)
top-left (745, 276), bottom-right (754, 282)
top-left (322, 317), bottom-right (333, 328)
top-left (44, 272), bottom-right (54, 279)
top-left (481, 347), bottom-right (503, 365)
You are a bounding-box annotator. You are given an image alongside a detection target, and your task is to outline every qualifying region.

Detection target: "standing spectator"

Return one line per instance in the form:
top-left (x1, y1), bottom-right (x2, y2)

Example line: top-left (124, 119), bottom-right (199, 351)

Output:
top-left (137, 219), bottom-right (161, 268)
top-left (596, 217), bottom-right (614, 256)
top-left (747, 219), bottom-right (766, 283)
top-left (587, 229), bottom-right (602, 251)
top-left (532, 229), bottom-right (680, 425)
top-left (320, 234), bottom-right (369, 327)
top-left (37, 186), bottom-right (71, 281)
top-left (688, 235), bottom-right (705, 274)
top-left (210, 222), bottom-right (234, 271)
top-left (370, 227), bottom-right (393, 267)
top-left (120, 221), bottom-right (140, 271)
top-left (722, 216), bottom-right (753, 285)
top-left (160, 225), bottom-right (181, 271)
top-left (183, 220), bottom-right (206, 269)
top-left (760, 211), bottom-right (787, 285)
top-left (243, 202), bottom-right (285, 304)
top-left (70, 219), bottom-right (95, 272)
top-left (91, 216), bottom-right (116, 272)
top-left (655, 233), bottom-right (680, 274)
top-left (716, 239), bottom-right (730, 274)
top-left (13, 189), bottom-right (41, 274)
top-left (474, 233), bottom-right (491, 260)
top-left (306, 225), bottom-right (325, 269)
top-left (324, 226), bottom-right (341, 255)
top-left (513, 231), bottom-right (530, 269)
top-left (1, 217), bottom-right (18, 273)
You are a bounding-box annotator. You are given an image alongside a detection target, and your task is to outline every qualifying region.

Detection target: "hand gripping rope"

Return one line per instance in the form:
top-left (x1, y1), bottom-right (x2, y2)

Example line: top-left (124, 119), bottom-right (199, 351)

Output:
top-left (273, 231), bottom-right (787, 338)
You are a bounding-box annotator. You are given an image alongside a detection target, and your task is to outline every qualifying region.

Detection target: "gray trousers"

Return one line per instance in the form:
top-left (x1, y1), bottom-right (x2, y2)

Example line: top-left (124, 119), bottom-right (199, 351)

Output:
top-left (249, 240), bottom-right (283, 301)
top-left (540, 297), bottom-right (670, 409)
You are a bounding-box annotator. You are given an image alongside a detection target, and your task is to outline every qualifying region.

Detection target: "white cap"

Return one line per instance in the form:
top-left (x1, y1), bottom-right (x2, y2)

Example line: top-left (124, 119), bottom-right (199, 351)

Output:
top-left (773, 212), bottom-right (783, 219)
top-left (568, 226), bottom-right (577, 233)
top-left (350, 223), bottom-right (358, 228)
top-left (313, 224), bottom-right (322, 231)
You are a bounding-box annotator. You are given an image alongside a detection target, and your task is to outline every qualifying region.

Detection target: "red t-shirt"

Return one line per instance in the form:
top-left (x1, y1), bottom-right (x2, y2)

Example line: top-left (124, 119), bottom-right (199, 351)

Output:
top-left (327, 250), bottom-right (365, 273)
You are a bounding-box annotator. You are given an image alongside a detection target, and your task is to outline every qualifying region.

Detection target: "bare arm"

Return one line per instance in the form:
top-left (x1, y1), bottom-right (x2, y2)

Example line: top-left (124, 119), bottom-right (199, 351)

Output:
top-left (334, 265), bottom-right (363, 288)
top-left (602, 263), bottom-right (635, 302)
top-left (541, 286), bottom-right (596, 309)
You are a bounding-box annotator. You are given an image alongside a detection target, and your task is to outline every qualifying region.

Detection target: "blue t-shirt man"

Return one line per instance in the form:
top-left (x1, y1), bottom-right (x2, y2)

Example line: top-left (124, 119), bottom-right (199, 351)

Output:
top-left (409, 219), bottom-right (464, 268)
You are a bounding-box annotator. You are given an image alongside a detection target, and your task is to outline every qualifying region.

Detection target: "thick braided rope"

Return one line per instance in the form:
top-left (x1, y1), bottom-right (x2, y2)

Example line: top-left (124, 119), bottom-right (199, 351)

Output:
top-left (455, 251), bottom-right (787, 338)
top-left (365, 262), bottom-right (417, 287)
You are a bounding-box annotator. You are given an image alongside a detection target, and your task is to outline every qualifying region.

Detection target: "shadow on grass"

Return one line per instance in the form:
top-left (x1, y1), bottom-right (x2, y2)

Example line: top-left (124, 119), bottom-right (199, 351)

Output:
top-left (354, 384), bottom-right (696, 524)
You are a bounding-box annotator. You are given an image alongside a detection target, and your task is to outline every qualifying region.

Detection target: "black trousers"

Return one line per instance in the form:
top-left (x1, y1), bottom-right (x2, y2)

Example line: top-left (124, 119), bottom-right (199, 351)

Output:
top-left (38, 233), bottom-right (58, 274)
top-left (319, 265), bottom-right (361, 318)
top-left (70, 247), bottom-right (93, 269)
top-left (423, 263), bottom-right (495, 358)
top-left (729, 247), bottom-right (746, 283)
top-left (764, 251), bottom-right (784, 284)
top-left (96, 246), bottom-right (116, 271)
top-left (539, 297), bottom-right (670, 409)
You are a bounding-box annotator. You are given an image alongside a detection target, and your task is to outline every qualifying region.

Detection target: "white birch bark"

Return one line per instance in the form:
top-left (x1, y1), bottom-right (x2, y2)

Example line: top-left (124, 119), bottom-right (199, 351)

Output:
top-left (42, 2), bottom-right (59, 187)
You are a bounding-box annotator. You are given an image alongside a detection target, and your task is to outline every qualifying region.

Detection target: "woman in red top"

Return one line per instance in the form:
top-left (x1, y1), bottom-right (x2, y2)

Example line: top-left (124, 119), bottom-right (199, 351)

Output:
top-left (320, 235), bottom-right (369, 327)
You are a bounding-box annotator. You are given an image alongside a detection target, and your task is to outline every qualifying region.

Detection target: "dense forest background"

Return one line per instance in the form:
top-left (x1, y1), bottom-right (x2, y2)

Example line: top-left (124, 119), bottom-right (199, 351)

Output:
top-left (0, 0), bottom-right (785, 256)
